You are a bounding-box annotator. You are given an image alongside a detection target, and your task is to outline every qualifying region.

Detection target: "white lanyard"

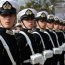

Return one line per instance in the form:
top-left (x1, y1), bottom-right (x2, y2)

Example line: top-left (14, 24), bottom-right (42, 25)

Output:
top-left (33, 32), bottom-right (46, 50)
top-left (44, 31), bottom-right (55, 48)
top-left (61, 32), bottom-right (65, 40)
top-left (52, 31), bottom-right (60, 47)
top-left (19, 31), bottom-right (35, 55)
top-left (0, 35), bottom-right (16, 65)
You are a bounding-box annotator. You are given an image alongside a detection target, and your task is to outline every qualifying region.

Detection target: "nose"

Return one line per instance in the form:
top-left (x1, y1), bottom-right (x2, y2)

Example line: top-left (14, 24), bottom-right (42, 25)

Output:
top-left (6, 16), bottom-right (11, 19)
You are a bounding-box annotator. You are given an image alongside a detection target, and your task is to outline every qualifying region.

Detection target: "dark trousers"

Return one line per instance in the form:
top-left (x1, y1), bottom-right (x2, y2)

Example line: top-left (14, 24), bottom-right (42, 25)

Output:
top-left (44, 58), bottom-right (53, 65)
top-left (22, 63), bottom-right (40, 65)
top-left (52, 54), bottom-right (64, 65)
top-left (59, 52), bottom-right (64, 65)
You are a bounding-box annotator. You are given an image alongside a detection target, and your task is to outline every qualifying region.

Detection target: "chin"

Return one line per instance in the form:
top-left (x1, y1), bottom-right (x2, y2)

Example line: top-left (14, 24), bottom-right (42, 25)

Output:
top-left (28, 28), bottom-right (32, 29)
top-left (4, 26), bottom-right (12, 29)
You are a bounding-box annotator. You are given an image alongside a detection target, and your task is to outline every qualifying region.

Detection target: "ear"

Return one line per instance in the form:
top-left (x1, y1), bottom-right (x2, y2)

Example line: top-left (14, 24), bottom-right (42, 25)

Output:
top-left (21, 21), bottom-right (23, 26)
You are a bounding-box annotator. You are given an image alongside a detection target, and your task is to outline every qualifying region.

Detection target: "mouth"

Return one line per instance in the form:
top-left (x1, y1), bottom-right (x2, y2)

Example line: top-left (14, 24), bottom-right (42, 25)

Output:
top-left (29, 24), bottom-right (33, 27)
top-left (5, 22), bottom-right (11, 25)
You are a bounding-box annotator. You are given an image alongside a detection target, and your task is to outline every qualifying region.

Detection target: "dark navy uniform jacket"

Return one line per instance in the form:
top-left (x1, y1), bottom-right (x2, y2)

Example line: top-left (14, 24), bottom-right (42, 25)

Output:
top-left (0, 27), bottom-right (20, 65)
top-left (54, 30), bottom-right (65, 46)
top-left (33, 28), bottom-right (53, 52)
top-left (33, 28), bottom-right (54, 65)
top-left (15, 28), bottom-right (38, 65)
top-left (45, 29), bottom-right (59, 48)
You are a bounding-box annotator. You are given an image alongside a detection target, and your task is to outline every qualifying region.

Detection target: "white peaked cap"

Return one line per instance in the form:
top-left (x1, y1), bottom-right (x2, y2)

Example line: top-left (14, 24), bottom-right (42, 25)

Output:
top-left (54, 16), bottom-right (59, 20)
top-left (47, 14), bottom-right (54, 19)
top-left (36, 11), bottom-right (48, 17)
top-left (17, 8), bottom-right (37, 21)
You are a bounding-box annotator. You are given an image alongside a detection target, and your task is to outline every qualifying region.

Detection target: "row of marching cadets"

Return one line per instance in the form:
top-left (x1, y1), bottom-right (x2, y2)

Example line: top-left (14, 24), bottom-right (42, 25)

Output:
top-left (0, 0), bottom-right (65, 65)
top-left (15, 7), bottom-right (65, 65)
top-left (15, 8), bottom-right (44, 65)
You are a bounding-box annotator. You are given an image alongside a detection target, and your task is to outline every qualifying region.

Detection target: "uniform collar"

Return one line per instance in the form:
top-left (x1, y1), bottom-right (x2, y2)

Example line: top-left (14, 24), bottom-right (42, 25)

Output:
top-left (46, 28), bottom-right (53, 32)
top-left (53, 29), bottom-right (59, 32)
top-left (6, 30), bottom-right (14, 35)
top-left (0, 27), bottom-right (13, 35)
top-left (35, 28), bottom-right (40, 31)
top-left (40, 29), bottom-right (45, 32)
top-left (35, 28), bottom-right (45, 32)
top-left (22, 28), bottom-right (28, 32)
top-left (21, 28), bottom-right (33, 33)
top-left (0, 27), bottom-right (6, 33)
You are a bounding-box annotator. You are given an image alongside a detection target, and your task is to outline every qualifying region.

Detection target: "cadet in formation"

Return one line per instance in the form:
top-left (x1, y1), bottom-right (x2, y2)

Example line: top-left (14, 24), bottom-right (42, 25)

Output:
top-left (0, 0), bottom-right (20, 65)
top-left (45, 14), bottom-right (61, 65)
top-left (52, 16), bottom-right (62, 65)
top-left (53, 17), bottom-right (65, 65)
top-left (33, 11), bottom-right (53, 65)
top-left (15, 8), bottom-right (44, 65)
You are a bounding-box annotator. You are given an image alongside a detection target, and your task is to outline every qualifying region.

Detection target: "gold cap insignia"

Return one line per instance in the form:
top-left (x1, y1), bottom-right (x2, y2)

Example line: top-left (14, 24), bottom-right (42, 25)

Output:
top-left (25, 9), bottom-right (33, 15)
top-left (2, 1), bottom-right (12, 9)
top-left (41, 13), bottom-right (46, 17)
top-left (49, 16), bottom-right (54, 19)
top-left (55, 18), bottom-right (58, 21)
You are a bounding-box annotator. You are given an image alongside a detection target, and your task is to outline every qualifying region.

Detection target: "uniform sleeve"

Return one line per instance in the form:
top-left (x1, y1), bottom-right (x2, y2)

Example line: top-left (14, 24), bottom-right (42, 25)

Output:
top-left (33, 33), bottom-right (43, 53)
top-left (62, 33), bottom-right (65, 43)
top-left (15, 33), bottom-right (27, 64)
top-left (60, 32), bottom-right (65, 44)
top-left (12, 37), bottom-right (20, 65)
top-left (0, 40), bottom-right (4, 64)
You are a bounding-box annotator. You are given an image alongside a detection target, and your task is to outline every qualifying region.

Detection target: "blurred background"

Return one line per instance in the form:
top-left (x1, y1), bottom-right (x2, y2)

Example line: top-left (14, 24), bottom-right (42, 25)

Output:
top-left (16, 0), bottom-right (65, 20)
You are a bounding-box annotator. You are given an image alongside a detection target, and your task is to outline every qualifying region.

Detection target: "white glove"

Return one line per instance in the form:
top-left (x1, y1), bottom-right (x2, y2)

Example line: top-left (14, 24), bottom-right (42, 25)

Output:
top-left (53, 48), bottom-right (62, 54)
top-left (43, 50), bottom-right (53, 59)
top-left (30, 53), bottom-right (45, 65)
top-left (60, 44), bottom-right (65, 51)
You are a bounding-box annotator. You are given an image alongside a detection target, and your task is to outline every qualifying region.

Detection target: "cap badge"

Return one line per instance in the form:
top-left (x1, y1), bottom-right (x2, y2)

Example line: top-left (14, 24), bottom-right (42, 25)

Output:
top-left (55, 18), bottom-right (58, 21)
top-left (49, 16), bottom-right (54, 19)
top-left (25, 9), bottom-right (33, 15)
top-left (41, 13), bottom-right (46, 17)
top-left (2, 1), bottom-right (12, 9)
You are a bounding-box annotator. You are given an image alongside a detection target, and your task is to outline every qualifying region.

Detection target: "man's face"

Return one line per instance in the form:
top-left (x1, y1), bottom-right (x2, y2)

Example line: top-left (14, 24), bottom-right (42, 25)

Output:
top-left (0, 14), bottom-right (16, 29)
top-left (63, 26), bottom-right (65, 30)
top-left (37, 20), bottom-right (46, 29)
top-left (47, 22), bottom-right (54, 29)
top-left (21, 18), bottom-right (35, 29)
top-left (59, 25), bottom-right (63, 30)
top-left (54, 23), bottom-right (59, 30)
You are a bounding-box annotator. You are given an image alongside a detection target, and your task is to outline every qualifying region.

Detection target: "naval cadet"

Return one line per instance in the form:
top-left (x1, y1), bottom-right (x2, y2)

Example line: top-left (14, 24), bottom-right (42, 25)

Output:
top-left (0, 0), bottom-right (20, 65)
top-left (33, 11), bottom-right (53, 65)
top-left (58, 18), bottom-right (65, 65)
top-left (53, 16), bottom-right (64, 65)
top-left (45, 14), bottom-right (61, 65)
top-left (15, 8), bottom-right (43, 65)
